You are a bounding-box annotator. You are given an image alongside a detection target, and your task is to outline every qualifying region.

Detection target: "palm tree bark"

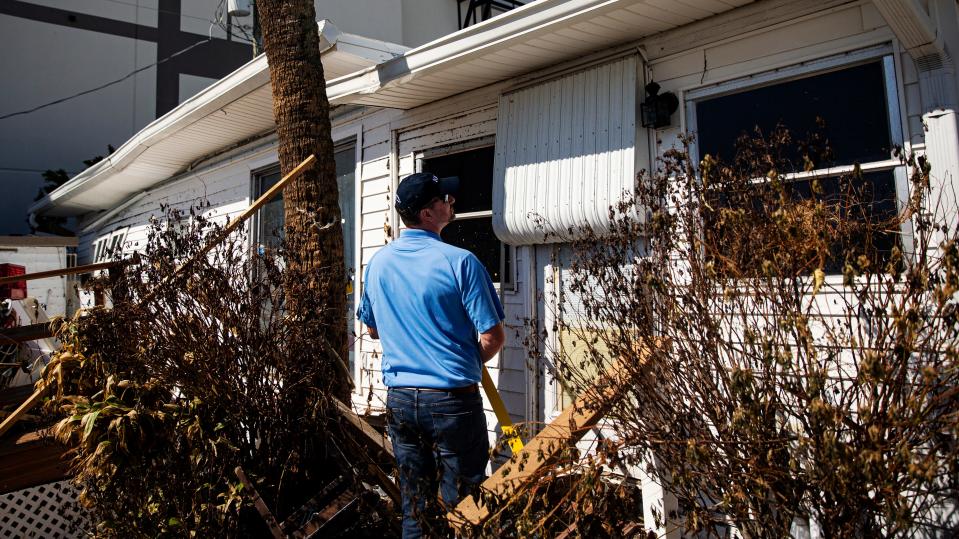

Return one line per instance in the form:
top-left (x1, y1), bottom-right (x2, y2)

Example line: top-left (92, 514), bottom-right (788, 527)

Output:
top-left (257, 0), bottom-right (350, 402)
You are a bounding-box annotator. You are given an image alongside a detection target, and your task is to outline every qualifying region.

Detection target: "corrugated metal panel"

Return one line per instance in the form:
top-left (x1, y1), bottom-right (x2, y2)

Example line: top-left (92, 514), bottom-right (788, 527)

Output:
top-left (492, 55), bottom-right (641, 245)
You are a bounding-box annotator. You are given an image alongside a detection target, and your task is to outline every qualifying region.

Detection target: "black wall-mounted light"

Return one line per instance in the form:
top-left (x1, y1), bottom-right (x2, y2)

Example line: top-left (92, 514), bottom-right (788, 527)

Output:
top-left (640, 82), bottom-right (679, 129)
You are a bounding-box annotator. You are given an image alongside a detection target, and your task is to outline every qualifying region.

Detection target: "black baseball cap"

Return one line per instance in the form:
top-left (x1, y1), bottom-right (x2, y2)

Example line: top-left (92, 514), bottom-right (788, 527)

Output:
top-left (394, 172), bottom-right (460, 216)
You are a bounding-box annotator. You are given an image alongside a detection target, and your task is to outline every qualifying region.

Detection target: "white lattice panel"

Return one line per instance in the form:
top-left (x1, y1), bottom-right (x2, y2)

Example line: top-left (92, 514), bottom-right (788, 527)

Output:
top-left (0, 481), bottom-right (91, 538)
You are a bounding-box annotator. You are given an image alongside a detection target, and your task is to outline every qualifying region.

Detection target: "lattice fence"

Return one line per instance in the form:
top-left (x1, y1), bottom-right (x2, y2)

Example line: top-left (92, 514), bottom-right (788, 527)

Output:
top-left (0, 481), bottom-right (91, 538)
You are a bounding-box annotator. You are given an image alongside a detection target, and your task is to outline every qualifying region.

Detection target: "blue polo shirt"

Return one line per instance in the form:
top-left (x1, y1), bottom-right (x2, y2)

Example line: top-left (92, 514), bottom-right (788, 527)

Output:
top-left (356, 228), bottom-right (505, 389)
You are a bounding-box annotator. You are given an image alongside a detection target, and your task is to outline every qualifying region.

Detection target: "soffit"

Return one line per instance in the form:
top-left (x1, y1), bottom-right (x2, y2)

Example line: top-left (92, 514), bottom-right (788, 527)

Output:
top-left (328, 0), bottom-right (754, 110)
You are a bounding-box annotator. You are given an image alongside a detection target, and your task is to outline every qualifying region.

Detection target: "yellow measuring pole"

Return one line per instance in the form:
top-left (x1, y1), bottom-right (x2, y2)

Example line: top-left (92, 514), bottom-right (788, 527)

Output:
top-left (480, 366), bottom-right (524, 453)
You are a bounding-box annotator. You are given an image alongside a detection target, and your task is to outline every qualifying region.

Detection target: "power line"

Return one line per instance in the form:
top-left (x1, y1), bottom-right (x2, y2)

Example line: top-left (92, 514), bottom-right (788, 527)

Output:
top-left (0, 167), bottom-right (81, 174)
top-left (0, 37), bottom-right (213, 122)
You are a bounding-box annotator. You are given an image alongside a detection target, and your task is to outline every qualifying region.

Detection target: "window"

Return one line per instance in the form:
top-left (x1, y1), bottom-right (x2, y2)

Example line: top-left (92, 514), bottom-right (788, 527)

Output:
top-left (252, 140), bottom-right (358, 374)
top-left (688, 50), bottom-right (906, 274)
top-left (422, 145), bottom-right (513, 288)
top-left (252, 167), bottom-right (284, 255)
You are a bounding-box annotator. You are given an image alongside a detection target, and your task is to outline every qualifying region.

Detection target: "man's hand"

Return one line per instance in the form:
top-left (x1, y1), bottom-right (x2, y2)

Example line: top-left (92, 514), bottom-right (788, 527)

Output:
top-left (367, 326), bottom-right (379, 340)
top-left (479, 323), bottom-right (505, 363)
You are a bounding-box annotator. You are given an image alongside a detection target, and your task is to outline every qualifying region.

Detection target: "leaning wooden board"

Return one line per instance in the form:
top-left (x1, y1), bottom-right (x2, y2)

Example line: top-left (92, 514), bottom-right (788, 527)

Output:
top-left (449, 341), bottom-right (657, 530)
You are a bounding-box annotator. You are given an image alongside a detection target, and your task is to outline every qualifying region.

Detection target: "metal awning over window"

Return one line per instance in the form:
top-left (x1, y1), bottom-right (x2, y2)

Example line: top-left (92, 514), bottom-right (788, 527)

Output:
top-left (492, 55), bottom-right (645, 245)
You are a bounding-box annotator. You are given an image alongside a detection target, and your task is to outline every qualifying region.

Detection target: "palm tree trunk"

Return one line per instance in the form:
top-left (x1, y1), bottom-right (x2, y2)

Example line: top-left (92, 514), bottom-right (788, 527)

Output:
top-left (257, 0), bottom-right (350, 402)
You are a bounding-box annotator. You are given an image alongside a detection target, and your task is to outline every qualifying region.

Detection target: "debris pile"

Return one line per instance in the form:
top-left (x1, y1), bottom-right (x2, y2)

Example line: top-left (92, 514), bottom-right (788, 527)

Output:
top-left (39, 205), bottom-right (397, 537)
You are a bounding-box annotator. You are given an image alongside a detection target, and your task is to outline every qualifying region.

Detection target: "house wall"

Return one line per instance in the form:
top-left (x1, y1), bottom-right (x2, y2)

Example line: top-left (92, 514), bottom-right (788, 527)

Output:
top-left (74, 140), bottom-right (279, 309)
top-left (524, 3), bottom-right (934, 535)
top-left (347, 87), bottom-right (533, 446)
top-left (69, 0), bottom-right (948, 507)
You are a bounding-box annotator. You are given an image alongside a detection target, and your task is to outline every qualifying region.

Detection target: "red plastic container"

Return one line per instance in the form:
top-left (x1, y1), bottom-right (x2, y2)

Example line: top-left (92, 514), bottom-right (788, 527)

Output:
top-left (0, 264), bottom-right (27, 300)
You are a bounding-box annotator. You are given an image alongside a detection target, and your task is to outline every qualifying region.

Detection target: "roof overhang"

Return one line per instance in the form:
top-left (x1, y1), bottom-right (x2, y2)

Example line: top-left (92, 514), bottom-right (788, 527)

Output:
top-left (327, 0), bottom-right (752, 109)
top-left (31, 21), bottom-right (408, 218)
top-left (36, 0), bottom-right (755, 218)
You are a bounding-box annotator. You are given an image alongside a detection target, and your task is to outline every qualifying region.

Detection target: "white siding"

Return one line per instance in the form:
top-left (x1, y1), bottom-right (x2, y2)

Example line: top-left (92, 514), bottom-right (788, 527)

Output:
top-left (0, 245), bottom-right (72, 317)
top-left (492, 55), bottom-right (641, 245)
top-left (74, 144), bottom-right (280, 309)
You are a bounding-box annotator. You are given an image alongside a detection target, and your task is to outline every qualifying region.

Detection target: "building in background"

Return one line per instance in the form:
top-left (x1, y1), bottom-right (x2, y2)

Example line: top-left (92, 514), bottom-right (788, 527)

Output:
top-left (0, 235), bottom-right (77, 318)
top-left (0, 0), bottom-right (460, 235)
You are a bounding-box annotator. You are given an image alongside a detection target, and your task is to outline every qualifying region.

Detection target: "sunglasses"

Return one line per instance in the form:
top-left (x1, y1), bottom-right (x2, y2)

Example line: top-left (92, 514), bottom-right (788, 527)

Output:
top-left (426, 194), bottom-right (451, 206)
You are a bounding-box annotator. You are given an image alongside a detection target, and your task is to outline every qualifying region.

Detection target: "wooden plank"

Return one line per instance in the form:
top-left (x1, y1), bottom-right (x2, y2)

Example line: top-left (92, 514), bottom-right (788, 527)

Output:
top-left (0, 322), bottom-right (55, 344)
top-left (0, 385), bottom-right (36, 409)
top-left (334, 399), bottom-right (393, 457)
top-left (293, 491), bottom-right (361, 538)
top-left (282, 475), bottom-right (349, 534)
top-left (0, 371), bottom-right (55, 439)
top-left (142, 154), bottom-right (316, 303)
top-left (234, 466), bottom-right (285, 539)
top-left (0, 430), bottom-right (72, 494)
top-left (0, 261), bottom-right (121, 286)
top-left (449, 342), bottom-right (656, 530)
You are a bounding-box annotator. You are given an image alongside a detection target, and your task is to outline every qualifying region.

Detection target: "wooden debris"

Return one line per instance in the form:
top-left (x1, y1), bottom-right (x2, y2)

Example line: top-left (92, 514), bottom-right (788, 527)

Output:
top-left (0, 260), bottom-right (121, 286)
top-left (0, 321), bottom-right (55, 344)
top-left (0, 430), bottom-right (71, 494)
top-left (236, 467), bottom-right (390, 539)
top-left (235, 466), bottom-right (285, 538)
top-left (449, 341), bottom-right (658, 531)
top-left (334, 399), bottom-right (401, 505)
top-left (0, 371), bottom-right (55, 439)
top-left (333, 399), bottom-right (392, 457)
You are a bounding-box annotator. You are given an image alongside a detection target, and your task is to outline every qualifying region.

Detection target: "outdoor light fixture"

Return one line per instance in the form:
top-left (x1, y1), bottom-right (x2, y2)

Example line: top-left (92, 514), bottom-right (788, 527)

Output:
top-left (640, 82), bottom-right (679, 129)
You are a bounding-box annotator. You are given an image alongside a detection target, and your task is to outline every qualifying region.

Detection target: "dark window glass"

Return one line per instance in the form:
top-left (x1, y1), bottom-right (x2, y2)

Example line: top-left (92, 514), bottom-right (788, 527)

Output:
top-left (424, 145), bottom-right (509, 285)
top-left (441, 217), bottom-right (502, 283)
top-left (696, 61), bottom-right (892, 167)
top-left (255, 169), bottom-right (284, 252)
top-left (792, 170), bottom-right (899, 273)
top-left (423, 146), bottom-right (494, 213)
top-left (705, 170), bottom-right (900, 274)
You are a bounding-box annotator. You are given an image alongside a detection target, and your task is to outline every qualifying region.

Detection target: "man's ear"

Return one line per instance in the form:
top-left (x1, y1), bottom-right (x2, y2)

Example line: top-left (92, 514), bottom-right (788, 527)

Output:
top-left (418, 206), bottom-right (432, 223)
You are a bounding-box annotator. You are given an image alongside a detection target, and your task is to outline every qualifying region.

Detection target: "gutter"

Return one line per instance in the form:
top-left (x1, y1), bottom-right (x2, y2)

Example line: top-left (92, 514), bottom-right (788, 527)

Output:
top-left (872, 0), bottom-right (942, 58)
top-left (327, 0), bottom-right (626, 105)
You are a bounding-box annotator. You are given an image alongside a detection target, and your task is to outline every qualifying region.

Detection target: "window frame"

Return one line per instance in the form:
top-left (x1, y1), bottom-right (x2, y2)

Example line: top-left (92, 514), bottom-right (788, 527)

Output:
top-left (415, 139), bottom-right (517, 292)
top-left (250, 163), bottom-right (283, 256)
top-left (683, 44), bottom-right (913, 274)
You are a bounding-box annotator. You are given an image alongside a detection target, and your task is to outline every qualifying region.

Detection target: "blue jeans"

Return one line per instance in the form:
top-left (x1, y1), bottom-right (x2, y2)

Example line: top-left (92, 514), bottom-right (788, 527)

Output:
top-left (386, 387), bottom-right (489, 539)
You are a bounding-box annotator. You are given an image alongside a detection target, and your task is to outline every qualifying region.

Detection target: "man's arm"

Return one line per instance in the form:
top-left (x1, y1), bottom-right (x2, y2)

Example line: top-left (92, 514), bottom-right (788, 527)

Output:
top-left (367, 326), bottom-right (379, 340)
top-left (479, 323), bottom-right (505, 363)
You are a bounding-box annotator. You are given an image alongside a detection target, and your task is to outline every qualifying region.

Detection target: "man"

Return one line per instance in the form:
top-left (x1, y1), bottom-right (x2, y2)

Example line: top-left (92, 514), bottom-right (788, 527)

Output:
top-left (357, 172), bottom-right (506, 538)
